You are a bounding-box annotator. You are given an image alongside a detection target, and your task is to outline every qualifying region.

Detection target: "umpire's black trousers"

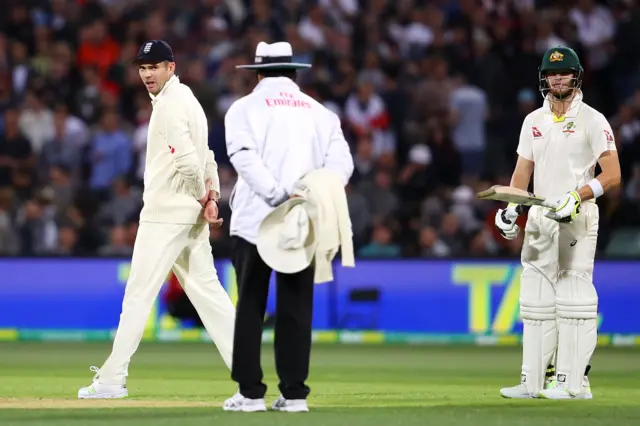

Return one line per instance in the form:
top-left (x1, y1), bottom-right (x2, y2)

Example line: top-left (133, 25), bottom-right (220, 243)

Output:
top-left (230, 236), bottom-right (314, 400)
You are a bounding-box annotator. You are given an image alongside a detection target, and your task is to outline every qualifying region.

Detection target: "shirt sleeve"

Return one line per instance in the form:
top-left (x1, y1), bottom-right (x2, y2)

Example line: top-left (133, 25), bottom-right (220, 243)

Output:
top-left (225, 101), bottom-right (287, 207)
top-left (516, 114), bottom-right (534, 161)
top-left (588, 112), bottom-right (617, 159)
top-left (323, 111), bottom-right (354, 186)
top-left (160, 101), bottom-right (206, 199)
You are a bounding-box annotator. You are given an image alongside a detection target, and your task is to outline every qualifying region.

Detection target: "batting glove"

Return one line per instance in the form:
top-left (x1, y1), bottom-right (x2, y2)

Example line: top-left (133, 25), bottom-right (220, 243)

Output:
top-left (495, 203), bottom-right (523, 240)
top-left (543, 191), bottom-right (581, 223)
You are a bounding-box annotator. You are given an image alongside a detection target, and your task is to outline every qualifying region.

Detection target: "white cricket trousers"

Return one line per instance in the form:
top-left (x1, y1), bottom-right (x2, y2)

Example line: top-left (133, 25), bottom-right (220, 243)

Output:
top-left (519, 202), bottom-right (599, 394)
top-left (97, 221), bottom-right (236, 385)
top-left (522, 202), bottom-right (599, 281)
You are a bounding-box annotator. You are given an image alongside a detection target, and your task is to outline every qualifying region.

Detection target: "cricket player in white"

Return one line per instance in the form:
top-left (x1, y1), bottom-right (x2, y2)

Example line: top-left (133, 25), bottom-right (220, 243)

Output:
top-left (497, 47), bottom-right (621, 400)
top-left (78, 40), bottom-right (235, 399)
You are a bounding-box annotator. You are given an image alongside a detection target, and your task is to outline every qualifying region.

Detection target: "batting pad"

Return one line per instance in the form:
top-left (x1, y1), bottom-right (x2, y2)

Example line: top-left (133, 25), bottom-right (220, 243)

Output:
top-left (556, 271), bottom-right (598, 394)
top-left (520, 269), bottom-right (557, 396)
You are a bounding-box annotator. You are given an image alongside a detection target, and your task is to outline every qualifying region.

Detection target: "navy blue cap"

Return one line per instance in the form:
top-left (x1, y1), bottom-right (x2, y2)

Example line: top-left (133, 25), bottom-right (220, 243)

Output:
top-left (133, 40), bottom-right (175, 64)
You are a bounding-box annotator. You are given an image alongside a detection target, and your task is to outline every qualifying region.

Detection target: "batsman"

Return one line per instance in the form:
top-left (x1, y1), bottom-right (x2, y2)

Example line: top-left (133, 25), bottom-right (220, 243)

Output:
top-left (496, 46), bottom-right (621, 399)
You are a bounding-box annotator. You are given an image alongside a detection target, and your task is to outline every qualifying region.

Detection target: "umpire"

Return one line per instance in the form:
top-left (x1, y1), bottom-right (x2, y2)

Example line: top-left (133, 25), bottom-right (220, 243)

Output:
top-left (222, 41), bottom-right (354, 413)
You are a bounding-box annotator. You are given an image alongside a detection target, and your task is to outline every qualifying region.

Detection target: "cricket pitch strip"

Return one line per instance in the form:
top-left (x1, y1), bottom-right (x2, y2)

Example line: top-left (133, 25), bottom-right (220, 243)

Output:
top-left (0, 397), bottom-right (223, 409)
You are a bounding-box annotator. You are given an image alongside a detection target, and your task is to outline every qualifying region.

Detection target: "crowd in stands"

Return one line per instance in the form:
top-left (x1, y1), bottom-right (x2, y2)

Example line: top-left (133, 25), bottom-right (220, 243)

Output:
top-left (0, 0), bottom-right (639, 259)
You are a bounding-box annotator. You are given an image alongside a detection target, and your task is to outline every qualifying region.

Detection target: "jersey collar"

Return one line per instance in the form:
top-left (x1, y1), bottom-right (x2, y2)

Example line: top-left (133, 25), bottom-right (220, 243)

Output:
top-left (149, 75), bottom-right (179, 104)
top-left (544, 90), bottom-right (583, 122)
top-left (253, 77), bottom-right (300, 92)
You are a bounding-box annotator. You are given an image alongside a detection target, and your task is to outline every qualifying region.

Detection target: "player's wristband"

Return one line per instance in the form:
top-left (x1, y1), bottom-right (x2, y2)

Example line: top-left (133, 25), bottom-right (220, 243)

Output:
top-left (587, 179), bottom-right (604, 199)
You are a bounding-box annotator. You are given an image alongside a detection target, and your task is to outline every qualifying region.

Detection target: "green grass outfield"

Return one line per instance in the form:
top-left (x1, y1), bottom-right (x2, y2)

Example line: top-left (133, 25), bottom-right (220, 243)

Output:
top-left (0, 342), bottom-right (639, 426)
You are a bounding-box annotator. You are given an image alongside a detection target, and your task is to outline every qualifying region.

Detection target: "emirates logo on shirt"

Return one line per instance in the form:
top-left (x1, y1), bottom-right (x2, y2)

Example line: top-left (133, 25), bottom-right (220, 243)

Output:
top-left (532, 127), bottom-right (543, 138)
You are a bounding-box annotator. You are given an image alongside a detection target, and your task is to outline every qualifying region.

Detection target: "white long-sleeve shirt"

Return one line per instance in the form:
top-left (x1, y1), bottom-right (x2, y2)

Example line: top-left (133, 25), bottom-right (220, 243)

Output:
top-left (225, 77), bottom-right (354, 244)
top-left (139, 75), bottom-right (220, 224)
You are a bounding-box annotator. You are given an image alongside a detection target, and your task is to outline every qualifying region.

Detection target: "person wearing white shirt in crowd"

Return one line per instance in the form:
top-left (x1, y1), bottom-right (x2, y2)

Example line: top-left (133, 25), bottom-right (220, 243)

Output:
top-left (497, 46), bottom-right (620, 400)
top-left (222, 41), bottom-right (353, 413)
top-left (77, 40), bottom-right (236, 399)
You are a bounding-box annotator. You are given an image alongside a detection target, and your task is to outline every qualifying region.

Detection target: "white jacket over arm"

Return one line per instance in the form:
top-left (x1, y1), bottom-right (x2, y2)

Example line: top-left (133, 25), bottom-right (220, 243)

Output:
top-left (295, 168), bottom-right (355, 283)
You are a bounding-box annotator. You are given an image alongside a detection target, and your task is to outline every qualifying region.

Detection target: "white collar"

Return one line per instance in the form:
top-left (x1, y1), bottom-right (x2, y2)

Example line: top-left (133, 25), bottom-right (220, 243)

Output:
top-left (543, 90), bottom-right (583, 119)
top-left (149, 75), bottom-right (179, 104)
top-left (253, 77), bottom-right (299, 92)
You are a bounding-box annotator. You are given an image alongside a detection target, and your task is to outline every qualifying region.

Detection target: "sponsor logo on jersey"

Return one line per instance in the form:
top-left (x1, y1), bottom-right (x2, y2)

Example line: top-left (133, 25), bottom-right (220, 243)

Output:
top-left (603, 129), bottom-right (614, 142)
top-left (532, 127), bottom-right (543, 138)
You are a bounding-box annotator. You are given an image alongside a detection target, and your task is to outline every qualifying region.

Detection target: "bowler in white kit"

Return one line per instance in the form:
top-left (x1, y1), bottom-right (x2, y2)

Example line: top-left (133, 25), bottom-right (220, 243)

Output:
top-left (496, 46), bottom-right (621, 399)
top-left (78, 40), bottom-right (235, 399)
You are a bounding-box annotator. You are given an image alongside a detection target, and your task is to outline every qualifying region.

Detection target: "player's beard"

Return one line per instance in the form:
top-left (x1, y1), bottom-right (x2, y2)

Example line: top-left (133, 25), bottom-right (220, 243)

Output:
top-left (550, 86), bottom-right (575, 101)
top-left (547, 77), bottom-right (578, 101)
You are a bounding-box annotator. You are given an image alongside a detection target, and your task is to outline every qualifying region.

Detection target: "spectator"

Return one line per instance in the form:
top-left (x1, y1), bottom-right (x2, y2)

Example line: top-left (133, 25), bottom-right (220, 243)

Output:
top-left (352, 133), bottom-right (376, 183)
top-left (358, 170), bottom-right (399, 223)
top-left (0, 187), bottom-right (19, 255)
top-left (345, 183), bottom-right (371, 248)
top-left (448, 72), bottom-right (488, 177)
top-left (468, 228), bottom-right (500, 257)
top-left (55, 103), bottom-right (90, 149)
top-left (345, 75), bottom-right (395, 158)
top-left (358, 224), bottom-right (402, 258)
top-left (49, 164), bottom-right (75, 220)
top-left (18, 90), bottom-right (54, 154)
top-left (98, 226), bottom-right (134, 257)
top-left (298, 4), bottom-right (328, 49)
top-left (417, 226), bottom-right (450, 258)
top-left (76, 65), bottom-right (104, 125)
top-left (0, 107), bottom-right (33, 188)
top-left (438, 212), bottom-right (465, 256)
top-left (15, 195), bottom-right (57, 255)
top-left (96, 177), bottom-right (141, 228)
top-left (8, 39), bottom-right (34, 101)
top-left (449, 185), bottom-right (481, 235)
top-left (38, 108), bottom-right (82, 183)
top-left (48, 222), bottom-right (82, 256)
top-left (397, 144), bottom-right (435, 205)
top-left (77, 19), bottom-right (120, 80)
top-left (88, 110), bottom-right (132, 200)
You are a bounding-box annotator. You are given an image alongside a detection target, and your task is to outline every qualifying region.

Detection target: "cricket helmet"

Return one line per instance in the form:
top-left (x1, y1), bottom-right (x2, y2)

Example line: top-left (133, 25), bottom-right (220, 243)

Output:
top-left (538, 46), bottom-right (583, 100)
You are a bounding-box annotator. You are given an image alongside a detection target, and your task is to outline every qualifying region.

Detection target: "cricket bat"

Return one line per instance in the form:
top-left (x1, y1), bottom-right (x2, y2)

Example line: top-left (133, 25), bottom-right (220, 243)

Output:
top-left (476, 185), bottom-right (547, 207)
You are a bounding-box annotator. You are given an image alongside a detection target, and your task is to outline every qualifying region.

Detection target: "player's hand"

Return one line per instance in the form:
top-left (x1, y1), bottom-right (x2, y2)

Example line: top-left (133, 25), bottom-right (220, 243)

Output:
top-left (543, 191), bottom-right (581, 223)
top-left (204, 200), bottom-right (223, 227)
top-left (495, 203), bottom-right (523, 240)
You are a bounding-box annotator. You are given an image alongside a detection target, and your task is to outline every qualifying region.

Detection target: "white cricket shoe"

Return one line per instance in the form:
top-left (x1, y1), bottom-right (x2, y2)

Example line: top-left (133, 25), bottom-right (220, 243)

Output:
top-left (223, 392), bottom-right (267, 412)
top-left (500, 373), bottom-right (556, 399)
top-left (78, 366), bottom-right (128, 399)
top-left (538, 375), bottom-right (593, 400)
top-left (271, 395), bottom-right (309, 412)
top-left (500, 383), bottom-right (537, 399)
